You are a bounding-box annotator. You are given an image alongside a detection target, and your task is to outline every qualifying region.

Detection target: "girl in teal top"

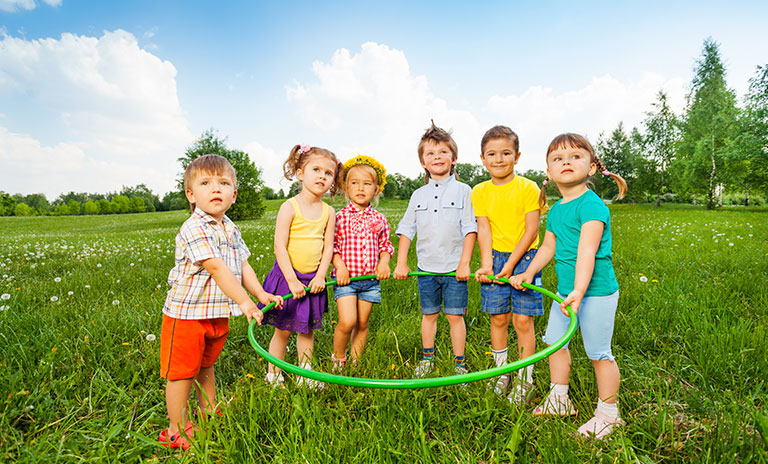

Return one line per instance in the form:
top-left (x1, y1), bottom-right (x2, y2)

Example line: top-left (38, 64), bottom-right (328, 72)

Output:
top-left (510, 133), bottom-right (628, 439)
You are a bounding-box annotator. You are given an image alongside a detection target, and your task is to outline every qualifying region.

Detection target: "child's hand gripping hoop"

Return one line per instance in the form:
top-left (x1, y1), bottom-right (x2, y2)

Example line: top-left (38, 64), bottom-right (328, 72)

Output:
top-left (248, 272), bottom-right (577, 389)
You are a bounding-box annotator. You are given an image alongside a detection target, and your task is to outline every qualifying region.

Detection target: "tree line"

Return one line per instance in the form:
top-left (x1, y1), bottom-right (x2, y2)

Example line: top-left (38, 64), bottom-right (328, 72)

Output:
top-left (2, 38), bottom-right (764, 218)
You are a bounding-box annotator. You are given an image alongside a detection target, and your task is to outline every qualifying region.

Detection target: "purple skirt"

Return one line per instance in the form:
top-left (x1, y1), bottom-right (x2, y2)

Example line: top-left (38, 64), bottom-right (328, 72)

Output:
top-left (259, 261), bottom-right (328, 333)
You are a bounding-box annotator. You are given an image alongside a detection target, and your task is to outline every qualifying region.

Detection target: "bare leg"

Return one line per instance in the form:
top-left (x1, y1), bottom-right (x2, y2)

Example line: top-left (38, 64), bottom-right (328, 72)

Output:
top-left (592, 359), bottom-right (620, 403)
top-left (421, 312), bottom-right (439, 350)
top-left (166, 378), bottom-right (193, 435)
top-left (194, 366), bottom-right (216, 416)
top-left (333, 296), bottom-right (358, 359)
top-left (445, 314), bottom-right (466, 358)
top-left (490, 313), bottom-right (511, 351)
top-left (296, 329), bottom-right (315, 365)
top-left (512, 314), bottom-right (535, 359)
top-left (350, 300), bottom-right (374, 359)
top-left (549, 348), bottom-right (572, 385)
top-left (267, 328), bottom-right (292, 374)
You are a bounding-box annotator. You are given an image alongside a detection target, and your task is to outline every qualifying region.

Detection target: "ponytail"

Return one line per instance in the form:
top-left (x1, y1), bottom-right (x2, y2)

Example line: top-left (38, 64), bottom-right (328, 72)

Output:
top-left (594, 157), bottom-right (627, 200)
top-left (538, 177), bottom-right (549, 210)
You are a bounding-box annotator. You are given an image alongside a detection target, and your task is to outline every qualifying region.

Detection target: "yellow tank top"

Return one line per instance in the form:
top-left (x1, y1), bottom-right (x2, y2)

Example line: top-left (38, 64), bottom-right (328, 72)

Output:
top-left (287, 198), bottom-right (329, 274)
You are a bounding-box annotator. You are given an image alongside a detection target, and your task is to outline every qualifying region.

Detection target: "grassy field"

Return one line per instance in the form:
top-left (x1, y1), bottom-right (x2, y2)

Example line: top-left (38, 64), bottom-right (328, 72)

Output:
top-left (0, 201), bottom-right (766, 463)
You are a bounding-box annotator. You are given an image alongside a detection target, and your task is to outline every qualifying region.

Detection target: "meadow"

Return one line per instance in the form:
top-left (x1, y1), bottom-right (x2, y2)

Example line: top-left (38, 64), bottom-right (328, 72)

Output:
top-left (0, 200), bottom-right (766, 463)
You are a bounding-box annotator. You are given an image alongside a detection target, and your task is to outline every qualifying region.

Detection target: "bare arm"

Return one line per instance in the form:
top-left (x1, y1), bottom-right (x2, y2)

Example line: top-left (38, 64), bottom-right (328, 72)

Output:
top-left (201, 257), bottom-right (259, 323)
top-left (455, 232), bottom-right (476, 281)
top-left (308, 207), bottom-right (336, 293)
top-left (332, 253), bottom-right (350, 286)
top-left (509, 230), bottom-right (556, 290)
top-left (274, 201), bottom-right (305, 299)
top-left (474, 216), bottom-right (493, 282)
top-left (393, 235), bottom-right (411, 280)
top-left (376, 251), bottom-right (391, 280)
top-left (560, 220), bottom-right (603, 315)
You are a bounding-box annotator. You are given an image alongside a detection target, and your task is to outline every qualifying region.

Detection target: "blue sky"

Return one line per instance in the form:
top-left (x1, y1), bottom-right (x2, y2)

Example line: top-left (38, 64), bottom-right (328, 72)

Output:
top-left (2, 0), bottom-right (767, 199)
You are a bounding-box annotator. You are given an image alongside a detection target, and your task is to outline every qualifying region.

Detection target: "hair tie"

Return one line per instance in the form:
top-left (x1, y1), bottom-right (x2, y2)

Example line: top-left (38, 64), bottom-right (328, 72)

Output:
top-left (602, 170), bottom-right (610, 176)
top-left (299, 144), bottom-right (312, 155)
top-left (542, 178), bottom-right (548, 186)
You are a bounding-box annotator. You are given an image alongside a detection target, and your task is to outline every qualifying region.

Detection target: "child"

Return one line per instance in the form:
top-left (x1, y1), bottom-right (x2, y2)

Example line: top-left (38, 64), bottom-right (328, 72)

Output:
top-left (472, 125), bottom-right (543, 404)
top-left (160, 154), bottom-right (283, 450)
top-left (260, 144), bottom-right (342, 389)
top-left (394, 121), bottom-right (477, 378)
top-left (510, 133), bottom-right (627, 439)
top-left (331, 155), bottom-right (394, 370)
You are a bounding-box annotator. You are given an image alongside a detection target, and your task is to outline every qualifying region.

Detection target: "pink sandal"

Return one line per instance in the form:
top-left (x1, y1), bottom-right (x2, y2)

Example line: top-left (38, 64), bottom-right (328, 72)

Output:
top-left (331, 354), bottom-right (347, 373)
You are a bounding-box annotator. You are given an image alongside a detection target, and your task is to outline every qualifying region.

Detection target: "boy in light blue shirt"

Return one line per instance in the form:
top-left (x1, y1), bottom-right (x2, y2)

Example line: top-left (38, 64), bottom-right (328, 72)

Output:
top-left (394, 121), bottom-right (477, 377)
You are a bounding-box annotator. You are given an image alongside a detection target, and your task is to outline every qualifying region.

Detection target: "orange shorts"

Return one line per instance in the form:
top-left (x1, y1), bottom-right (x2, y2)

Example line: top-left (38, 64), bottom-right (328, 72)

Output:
top-left (160, 314), bottom-right (229, 380)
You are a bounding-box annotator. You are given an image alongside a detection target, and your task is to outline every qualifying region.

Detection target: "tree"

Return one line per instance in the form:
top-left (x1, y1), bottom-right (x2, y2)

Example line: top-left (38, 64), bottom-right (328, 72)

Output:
top-left (66, 199), bottom-right (81, 215)
top-left (642, 91), bottom-right (679, 206)
top-left (83, 200), bottom-right (99, 215)
top-left (729, 65), bottom-right (768, 205)
top-left (22, 193), bottom-right (50, 214)
top-left (120, 184), bottom-right (159, 212)
top-left (595, 122), bottom-right (638, 201)
top-left (160, 191), bottom-right (187, 211)
top-left (678, 38), bottom-right (739, 209)
top-left (178, 129), bottom-right (266, 220)
top-left (454, 163), bottom-right (490, 187)
top-left (520, 169), bottom-right (546, 187)
top-left (14, 203), bottom-right (35, 216)
top-left (0, 191), bottom-right (16, 216)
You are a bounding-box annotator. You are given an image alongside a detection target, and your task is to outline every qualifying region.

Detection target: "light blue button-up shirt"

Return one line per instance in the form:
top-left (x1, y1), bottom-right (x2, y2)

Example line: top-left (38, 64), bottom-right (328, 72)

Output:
top-left (396, 175), bottom-right (477, 273)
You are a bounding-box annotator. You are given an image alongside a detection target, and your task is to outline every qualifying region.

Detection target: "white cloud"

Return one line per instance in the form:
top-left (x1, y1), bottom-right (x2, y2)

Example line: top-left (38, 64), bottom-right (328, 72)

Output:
top-left (0, 0), bottom-right (34, 12)
top-left (284, 42), bottom-right (687, 181)
top-left (0, 30), bottom-right (192, 198)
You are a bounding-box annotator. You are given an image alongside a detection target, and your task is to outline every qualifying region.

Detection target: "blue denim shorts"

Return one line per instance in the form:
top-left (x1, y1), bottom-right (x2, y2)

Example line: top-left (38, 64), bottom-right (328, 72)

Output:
top-left (543, 290), bottom-right (619, 361)
top-left (333, 279), bottom-right (382, 304)
top-left (417, 271), bottom-right (468, 315)
top-left (481, 249), bottom-right (544, 316)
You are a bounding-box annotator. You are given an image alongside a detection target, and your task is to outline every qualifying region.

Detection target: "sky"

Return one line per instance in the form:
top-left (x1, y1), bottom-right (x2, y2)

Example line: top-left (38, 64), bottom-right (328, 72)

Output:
top-left (1, 0), bottom-right (767, 199)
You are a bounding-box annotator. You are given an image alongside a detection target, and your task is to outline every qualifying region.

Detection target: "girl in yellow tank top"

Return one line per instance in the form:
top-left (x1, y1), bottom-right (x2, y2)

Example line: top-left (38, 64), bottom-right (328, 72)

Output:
top-left (259, 144), bottom-right (343, 389)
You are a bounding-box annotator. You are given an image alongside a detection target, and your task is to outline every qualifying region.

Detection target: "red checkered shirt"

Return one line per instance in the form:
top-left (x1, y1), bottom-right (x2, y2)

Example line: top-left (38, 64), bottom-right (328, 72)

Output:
top-left (333, 203), bottom-right (394, 277)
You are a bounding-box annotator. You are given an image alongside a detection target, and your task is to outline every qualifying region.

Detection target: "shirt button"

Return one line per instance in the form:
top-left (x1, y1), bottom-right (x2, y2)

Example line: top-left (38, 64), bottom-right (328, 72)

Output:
top-left (434, 209), bottom-right (437, 212)
top-left (451, 202), bottom-right (454, 205)
top-left (434, 196), bottom-right (438, 199)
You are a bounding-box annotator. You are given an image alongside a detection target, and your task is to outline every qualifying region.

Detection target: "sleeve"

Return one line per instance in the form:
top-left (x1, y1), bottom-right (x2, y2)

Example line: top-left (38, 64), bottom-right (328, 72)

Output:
top-left (579, 197), bottom-right (610, 226)
top-left (471, 184), bottom-right (486, 217)
top-left (236, 228), bottom-right (251, 261)
top-left (378, 213), bottom-right (395, 255)
top-left (395, 193), bottom-right (418, 239)
top-left (522, 180), bottom-right (541, 214)
top-left (333, 211), bottom-right (344, 255)
top-left (179, 221), bottom-right (220, 265)
top-left (460, 186), bottom-right (478, 236)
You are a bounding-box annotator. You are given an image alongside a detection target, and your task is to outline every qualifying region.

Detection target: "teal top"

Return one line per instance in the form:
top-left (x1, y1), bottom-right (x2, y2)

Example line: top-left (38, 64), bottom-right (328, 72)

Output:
top-left (545, 189), bottom-right (619, 297)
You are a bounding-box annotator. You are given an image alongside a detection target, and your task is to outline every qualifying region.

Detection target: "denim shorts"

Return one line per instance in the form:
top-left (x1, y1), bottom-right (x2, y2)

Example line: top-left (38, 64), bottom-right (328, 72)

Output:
top-left (417, 271), bottom-right (468, 315)
top-left (333, 279), bottom-right (382, 304)
top-left (543, 290), bottom-right (619, 361)
top-left (480, 249), bottom-right (544, 316)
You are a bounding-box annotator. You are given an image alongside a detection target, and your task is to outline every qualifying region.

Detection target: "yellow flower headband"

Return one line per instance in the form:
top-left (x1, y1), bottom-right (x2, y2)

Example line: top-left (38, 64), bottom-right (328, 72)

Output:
top-left (343, 155), bottom-right (387, 192)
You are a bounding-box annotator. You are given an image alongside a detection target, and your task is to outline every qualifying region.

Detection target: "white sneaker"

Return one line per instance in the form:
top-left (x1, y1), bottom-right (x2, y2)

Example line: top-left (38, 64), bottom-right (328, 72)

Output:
top-left (264, 372), bottom-right (285, 388)
top-left (507, 379), bottom-right (535, 405)
top-left (455, 365), bottom-right (469, 389)
top-left (413, 359), bottom-right (434, 378)
top-left (487, 373), bottom-right (510, 395)
top-left (296, 376), bottom-right (325, 390)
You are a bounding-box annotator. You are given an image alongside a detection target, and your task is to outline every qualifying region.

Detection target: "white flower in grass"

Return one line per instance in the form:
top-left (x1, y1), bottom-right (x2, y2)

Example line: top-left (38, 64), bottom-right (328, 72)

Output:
top-left (96, 264), bottom-right (102, 268)
top-left (639, 276), bottom-right (648, 282)
top-left (1, 293), bottom-right (9, 300)
top-left (729, 243), bottom-right (734, 247)
top-left (130, 263), bottom-right (135, 267)
top-left (0, 305), bottom-right (8, 311)
top-left (112, 300), bottom-right (120, 305)
top-left (84, 285), bottom-right (91, 289)
top-left (68, 291), bottom-right (74, 296)
top-left (146, 334), bottom-right (156, 341)
top-left (54, 277), bottom-right (61, 282)
top-left (50, 296), bottom-right (58, 302)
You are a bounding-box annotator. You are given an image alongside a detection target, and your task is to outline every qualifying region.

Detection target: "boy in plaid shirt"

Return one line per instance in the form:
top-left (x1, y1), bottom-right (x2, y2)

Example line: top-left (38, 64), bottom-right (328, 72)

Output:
top-left (159, 154), bottom-right (282, 450)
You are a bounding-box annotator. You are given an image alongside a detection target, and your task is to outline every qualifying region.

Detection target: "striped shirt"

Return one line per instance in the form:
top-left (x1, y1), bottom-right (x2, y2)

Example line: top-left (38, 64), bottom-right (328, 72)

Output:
top-left (163, 208), bottom-right (251, 319)
top-left (333, 203), bottom-right (394, 277)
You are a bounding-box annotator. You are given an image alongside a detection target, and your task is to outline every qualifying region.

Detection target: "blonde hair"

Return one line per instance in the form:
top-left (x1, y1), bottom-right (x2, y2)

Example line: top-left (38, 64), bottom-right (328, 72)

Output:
top-left (283, 145), bottom-right (343, 197)
top-left (539, 133), bottom-right (627, 209)
top-left (184, 154), bottom-right (237, 212)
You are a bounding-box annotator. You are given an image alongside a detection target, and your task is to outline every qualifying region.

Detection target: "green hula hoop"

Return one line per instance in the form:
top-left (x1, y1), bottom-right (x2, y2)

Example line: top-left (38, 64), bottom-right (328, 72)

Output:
top-left (247, 272), bottom-right (577, 389)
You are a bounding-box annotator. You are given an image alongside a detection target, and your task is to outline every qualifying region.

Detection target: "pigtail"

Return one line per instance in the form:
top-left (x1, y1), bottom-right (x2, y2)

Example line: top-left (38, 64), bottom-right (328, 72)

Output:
top-left (594, 157), bottom-right (627, 200)
top-left (538, 177), bottom-right (549, 210)
top-left (283, 145), bottom-right (305, 180)
top-left (328, 158), bottom-right (344, 198)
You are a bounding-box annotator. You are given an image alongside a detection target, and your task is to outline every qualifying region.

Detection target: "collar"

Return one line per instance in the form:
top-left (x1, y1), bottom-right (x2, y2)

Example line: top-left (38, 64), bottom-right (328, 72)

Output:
top-left (343, 202), bottom-right (374, 215)
top-left (193, 207), bottom-right (231, 226)
top-left (427, 175), bottom-right (455, 188)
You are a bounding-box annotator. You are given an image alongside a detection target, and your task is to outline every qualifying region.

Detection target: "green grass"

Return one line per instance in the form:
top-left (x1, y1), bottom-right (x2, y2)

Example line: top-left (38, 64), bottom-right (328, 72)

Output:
top-left (0, 202), bottom-right (766, 463)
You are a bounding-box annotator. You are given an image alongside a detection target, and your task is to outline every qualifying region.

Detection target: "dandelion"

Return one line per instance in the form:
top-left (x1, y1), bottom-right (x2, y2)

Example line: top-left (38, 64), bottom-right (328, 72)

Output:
top-left (639, 276), bottom-right (648, 282)
top-left (112, 300), bottom-right (120, 305)
top-left (1, 293), bottom-right (9, 300)
top-left (146, 334), bottom-right (156, 341)
top-left (245, 373), bottom-right (256, 379)
top-left (54, 277), bottom-right (61, 282)
top-left (50, 296), bottom-right (58, 302)
top-left (651, 279), bottom-right (659, 283)
top-left (0, 305), bottom-right (8, 311)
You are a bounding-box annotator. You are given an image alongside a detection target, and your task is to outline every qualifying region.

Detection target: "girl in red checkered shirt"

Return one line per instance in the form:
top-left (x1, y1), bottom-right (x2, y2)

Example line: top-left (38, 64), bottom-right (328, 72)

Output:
top-left (331, 155), bottom-right (394, 370)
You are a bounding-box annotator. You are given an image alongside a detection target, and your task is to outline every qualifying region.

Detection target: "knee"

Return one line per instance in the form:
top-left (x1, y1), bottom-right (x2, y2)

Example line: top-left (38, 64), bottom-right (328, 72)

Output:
top-left (446, 314), bottom-right (464, 326)
top-left (512, 314), bottom-right (533, 332)
top-left (490, 314), bottom-right (510, 328)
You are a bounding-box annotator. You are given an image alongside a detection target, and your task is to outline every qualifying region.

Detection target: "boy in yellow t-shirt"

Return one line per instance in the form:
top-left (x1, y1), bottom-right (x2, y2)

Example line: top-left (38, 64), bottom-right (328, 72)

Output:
top-left (472, 125), bottom-right (543, 405)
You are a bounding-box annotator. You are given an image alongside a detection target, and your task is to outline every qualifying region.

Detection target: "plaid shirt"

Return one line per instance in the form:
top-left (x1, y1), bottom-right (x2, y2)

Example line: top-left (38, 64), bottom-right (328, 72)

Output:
top-left (333, 203), bottom-right (394, 277)
top-left (163, 208), bottom-right (251, 320)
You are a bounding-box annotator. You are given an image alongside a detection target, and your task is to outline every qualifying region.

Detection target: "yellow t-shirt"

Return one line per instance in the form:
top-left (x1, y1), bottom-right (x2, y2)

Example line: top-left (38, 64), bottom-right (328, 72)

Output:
top-left (471, 176), bottom-right (541, 252)
top-left (286, 198), bottom-right (330, 274)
